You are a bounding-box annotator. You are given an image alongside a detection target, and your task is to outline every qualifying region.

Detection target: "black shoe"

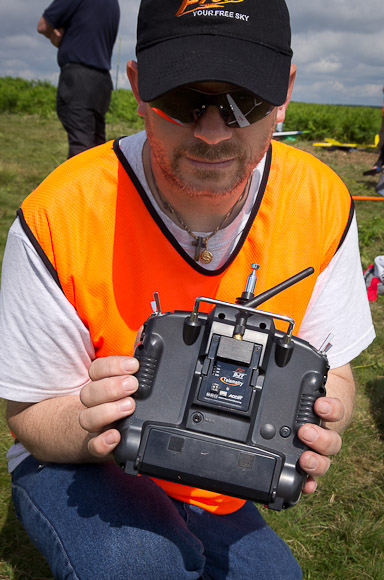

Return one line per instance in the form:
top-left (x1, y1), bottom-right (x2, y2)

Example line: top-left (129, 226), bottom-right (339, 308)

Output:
top-left (363, 165), bottom-right (382, 176)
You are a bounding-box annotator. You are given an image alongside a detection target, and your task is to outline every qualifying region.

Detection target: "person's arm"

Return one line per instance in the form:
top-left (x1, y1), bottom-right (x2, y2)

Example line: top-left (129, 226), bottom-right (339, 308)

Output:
top-left (6, 357), bottom-right (139, 464)
top-left (37, 15), bottom-right (64, 47)
top-left (6, 354), bottom-right (354, 496)
top-left (7, 396), bottom-right (94, 463)
top-left (1, 218), bottom-right (100, 460)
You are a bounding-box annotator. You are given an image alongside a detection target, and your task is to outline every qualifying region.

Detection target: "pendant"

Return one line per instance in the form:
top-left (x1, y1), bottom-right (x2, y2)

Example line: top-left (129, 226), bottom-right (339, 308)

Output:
top-left (192, 237), bottom-right (213, 264)
top-left (192, 237), bottom-right (205, 262)
top-left (200, 249), bottom-right (213, 264)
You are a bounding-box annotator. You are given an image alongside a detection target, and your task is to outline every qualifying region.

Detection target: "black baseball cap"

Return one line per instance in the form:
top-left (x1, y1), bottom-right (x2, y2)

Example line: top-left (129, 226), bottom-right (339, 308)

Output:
top-left (136, 0), bottom-right (293, 107)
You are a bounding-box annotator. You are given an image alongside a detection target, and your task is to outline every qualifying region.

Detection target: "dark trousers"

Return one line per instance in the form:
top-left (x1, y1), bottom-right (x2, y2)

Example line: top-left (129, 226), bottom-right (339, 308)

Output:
top-left (376, 142), bottom-right (384, 167)
top-left (57, 63), bottom-right (113, 158)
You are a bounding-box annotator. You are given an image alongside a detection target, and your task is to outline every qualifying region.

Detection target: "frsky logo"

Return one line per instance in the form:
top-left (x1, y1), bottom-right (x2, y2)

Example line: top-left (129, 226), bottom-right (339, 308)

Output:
top-left (233, 367), bottom-right (246, 379)
top-left (177, 0), bottom-right (245, 17)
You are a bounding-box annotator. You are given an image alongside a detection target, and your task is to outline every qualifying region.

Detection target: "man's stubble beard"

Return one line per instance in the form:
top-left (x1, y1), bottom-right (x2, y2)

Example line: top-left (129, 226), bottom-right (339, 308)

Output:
top-left (145, 121), bottom-right (274, 200)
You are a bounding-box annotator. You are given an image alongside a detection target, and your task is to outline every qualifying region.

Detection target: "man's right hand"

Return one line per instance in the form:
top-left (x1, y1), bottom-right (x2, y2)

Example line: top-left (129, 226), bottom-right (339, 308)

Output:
top-left (50, 27), bottom-right (65, 48)
top-left (37, 16), bottom-right (64, 47)
top-left (79, 356), bottom-right (139, 459)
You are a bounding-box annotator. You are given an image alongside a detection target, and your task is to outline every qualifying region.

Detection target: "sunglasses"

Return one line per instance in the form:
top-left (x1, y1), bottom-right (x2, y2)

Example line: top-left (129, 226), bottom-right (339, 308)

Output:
top-left (149, 87), bottom-right (273, 129)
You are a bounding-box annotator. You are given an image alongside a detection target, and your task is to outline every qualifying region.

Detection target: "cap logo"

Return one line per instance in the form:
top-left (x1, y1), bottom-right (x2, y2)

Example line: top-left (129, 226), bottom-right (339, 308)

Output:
top-left (176, 0), bottom-right (246, 18)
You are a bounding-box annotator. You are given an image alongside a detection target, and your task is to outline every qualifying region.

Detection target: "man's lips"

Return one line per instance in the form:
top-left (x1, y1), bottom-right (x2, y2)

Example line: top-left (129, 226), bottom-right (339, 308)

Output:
top-left (186, 156), bottom-right (236, 169)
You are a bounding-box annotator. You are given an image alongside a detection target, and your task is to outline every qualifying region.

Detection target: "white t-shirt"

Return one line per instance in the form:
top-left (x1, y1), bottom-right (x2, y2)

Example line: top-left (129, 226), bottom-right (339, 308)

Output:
top-left (0, 133), bottom-right (376, 471)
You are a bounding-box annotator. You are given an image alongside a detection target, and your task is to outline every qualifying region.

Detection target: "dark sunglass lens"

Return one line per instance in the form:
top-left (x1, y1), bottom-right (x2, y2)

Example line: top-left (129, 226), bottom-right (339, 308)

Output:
top-left (227, 92), bottom-right (272, 126)
top-left (192, 105), bottom-right (206, 123)
top-left (150, 88), bottom-right (202, 125)
top-left (217, 104), bottom-right (234, 126)
top-left (150, 88), bottom-right (272, 128)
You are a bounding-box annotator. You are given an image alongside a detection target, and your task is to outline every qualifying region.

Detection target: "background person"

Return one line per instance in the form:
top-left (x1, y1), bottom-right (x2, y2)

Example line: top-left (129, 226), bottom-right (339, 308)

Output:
top-left (374, 141), bottom-right (384, 173)
top-left (379, 86), bottom-right (384, 150)
top-left (0, 1), bottom-right (375, 578)
top-left (364, 86), bottom-right (384, 175)
top-left (37, 0), bottom-right (120, 158)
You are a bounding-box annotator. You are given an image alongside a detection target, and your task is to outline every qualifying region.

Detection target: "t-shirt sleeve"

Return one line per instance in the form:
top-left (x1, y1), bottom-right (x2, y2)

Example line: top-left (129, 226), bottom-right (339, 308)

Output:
top-left (298, 213), bottom-right (375, 368)
top-left (0, 218), bottom-right (95, 402)
top-left (43, 0), bottom-right (83, 28)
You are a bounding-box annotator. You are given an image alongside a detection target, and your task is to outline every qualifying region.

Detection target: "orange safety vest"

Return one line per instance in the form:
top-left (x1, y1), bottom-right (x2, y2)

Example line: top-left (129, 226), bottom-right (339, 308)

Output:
top-left (19, 138), bottom-right (353, 514)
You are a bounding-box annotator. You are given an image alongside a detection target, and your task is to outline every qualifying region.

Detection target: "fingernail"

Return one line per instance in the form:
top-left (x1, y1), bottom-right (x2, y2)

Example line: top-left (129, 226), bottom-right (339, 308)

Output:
top-left (302, 426), bottom-right (318, 443)
top-left (317, 400), bottom-right (332, 416)
top-left (305, 456), bottom-right (318, 471)
top-left (122, 376), bottom-right (137, 393)
top-left (118, 398), bottom-right (134, 413)
top-left (104, 432), bottom-right (118, 446)
top-left (310, 480), bottom-right (318, 493)
top-left (121, 358), bottom-right (137, 372)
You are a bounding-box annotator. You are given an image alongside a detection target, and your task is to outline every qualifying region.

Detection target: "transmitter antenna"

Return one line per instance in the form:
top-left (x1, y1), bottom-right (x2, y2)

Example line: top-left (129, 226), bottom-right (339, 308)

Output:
top-left (233, 266), bottom-right (314, 340)
top-left (245, 267), bottom-right (314, 309)
top-left (236, 263), bottom-right (260, 305)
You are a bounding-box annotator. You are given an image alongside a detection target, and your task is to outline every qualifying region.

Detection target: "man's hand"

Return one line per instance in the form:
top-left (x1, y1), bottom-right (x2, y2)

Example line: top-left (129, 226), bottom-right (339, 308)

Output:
top-left (297, 363), bottom-right (355, 494)
top-left (49, 27), bottom-right (65, 48)
top-left (80, 359), bottom-right (354, 492)
top-left (79, 356), bottom-right (139, 459)
top-left (298, 396), bottom-right (344, 494)
top-left (37, 16), bottom-right (64, 47)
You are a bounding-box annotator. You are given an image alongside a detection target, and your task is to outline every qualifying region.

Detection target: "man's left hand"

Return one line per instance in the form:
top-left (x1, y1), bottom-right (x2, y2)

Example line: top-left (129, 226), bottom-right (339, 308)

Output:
top-left (298, 395), bottom-right (345, 494)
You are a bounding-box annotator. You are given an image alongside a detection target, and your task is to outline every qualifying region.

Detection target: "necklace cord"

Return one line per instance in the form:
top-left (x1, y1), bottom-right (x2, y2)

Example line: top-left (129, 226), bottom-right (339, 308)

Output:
top-left (148, 160), bottom-right (252, 263)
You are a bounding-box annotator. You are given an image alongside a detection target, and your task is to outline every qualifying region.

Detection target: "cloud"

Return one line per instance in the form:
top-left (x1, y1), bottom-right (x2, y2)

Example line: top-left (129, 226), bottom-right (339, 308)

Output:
top-left (0, 0), bottom-right (383, 106)
top-left (287, 0), bottom-right (383, 34)
top-left (286, 0), bottom-right (384, 105)
top-left (309, 57), bottom-right (342, 75)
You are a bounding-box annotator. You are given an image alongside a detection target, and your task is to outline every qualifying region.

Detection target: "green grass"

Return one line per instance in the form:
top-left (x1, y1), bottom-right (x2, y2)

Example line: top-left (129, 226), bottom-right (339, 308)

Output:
top-left (262, 142), bottom-right (384, 579)
top-left (0, 76), bottom-right (381, 142)
top-left (0, 105), bottom-right (383, 579)
top-left (284, 101), bottom-right (382, 143)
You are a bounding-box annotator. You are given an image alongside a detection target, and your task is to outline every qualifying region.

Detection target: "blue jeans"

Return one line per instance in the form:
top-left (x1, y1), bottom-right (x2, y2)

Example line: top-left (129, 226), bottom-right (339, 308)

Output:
top-left (11, 456), bottom-right (302, 580)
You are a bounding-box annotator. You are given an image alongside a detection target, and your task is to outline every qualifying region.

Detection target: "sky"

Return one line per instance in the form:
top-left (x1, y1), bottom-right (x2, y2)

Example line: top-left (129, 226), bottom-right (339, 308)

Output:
top-left (0, 0), bottom-right (383, 107)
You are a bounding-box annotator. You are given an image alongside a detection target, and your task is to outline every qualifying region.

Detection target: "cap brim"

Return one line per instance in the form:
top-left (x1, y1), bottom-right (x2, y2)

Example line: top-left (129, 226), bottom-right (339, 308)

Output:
top-left (137, 35), bottom-right (291, 106)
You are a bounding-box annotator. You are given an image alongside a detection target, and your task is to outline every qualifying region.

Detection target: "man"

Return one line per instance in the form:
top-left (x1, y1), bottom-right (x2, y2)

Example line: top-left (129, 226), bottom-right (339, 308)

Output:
top-left (37, 0), bottom-right (120, 158)
top-left (0, 1), bottom-right (375, 578)
top-left (364, 87), bottom-right (384, 176)
top-left (379, 86), bottom-right (384, 152)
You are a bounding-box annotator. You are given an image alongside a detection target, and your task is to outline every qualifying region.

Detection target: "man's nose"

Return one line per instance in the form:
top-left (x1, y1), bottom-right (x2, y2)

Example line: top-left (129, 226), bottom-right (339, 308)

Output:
top-left (193, 105), bottom-right (232, 144)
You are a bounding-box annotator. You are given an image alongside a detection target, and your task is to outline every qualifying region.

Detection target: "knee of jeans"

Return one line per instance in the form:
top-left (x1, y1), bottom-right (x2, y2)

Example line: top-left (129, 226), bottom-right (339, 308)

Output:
top-left (95, 530), bottom-right (205, 580)
top-left (12, 488), bottom-right (204, 580)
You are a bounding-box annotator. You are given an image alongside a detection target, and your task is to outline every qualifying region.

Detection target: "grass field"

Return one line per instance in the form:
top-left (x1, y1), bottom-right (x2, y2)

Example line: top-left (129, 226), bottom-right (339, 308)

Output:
top-left (0, 109), bottom-right (383, 580)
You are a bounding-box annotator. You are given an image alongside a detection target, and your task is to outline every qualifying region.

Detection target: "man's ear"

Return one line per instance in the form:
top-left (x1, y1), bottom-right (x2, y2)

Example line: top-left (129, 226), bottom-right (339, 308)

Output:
top-left (126, 60), bottom-right (146, 117)
top-left (276, 64), bottom-right (296, 124)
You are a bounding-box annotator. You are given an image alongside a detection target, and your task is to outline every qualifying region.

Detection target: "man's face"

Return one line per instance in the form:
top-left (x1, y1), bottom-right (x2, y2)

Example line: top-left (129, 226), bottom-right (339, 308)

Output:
top-left (143, 82), bottom-right (278, 200)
